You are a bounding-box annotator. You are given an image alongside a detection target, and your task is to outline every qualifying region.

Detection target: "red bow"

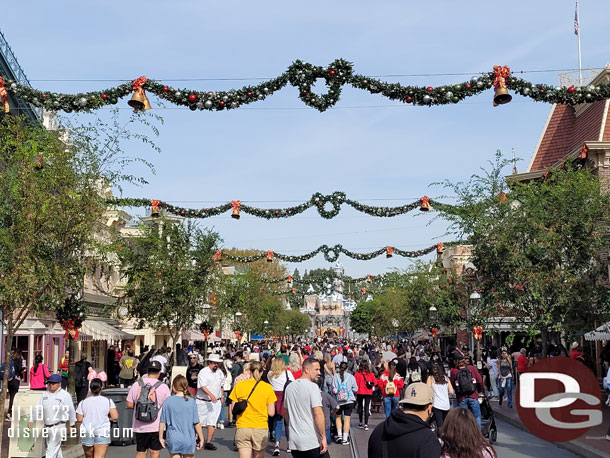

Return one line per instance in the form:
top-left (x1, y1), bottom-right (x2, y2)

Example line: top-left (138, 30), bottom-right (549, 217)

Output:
top-left (151, 199), bottom-right (160, 212)
top-left (580, 145), bottom-right (589, 159)
top-left (132, 76), bottom-right (148, 92)
top-left (367, 274), bottom-right (372, 283)
top-left (235, 331), bottom-right (242, 340)
top-left (213, 251), bottom-right (222, 261)
top-left (287, 275), bottom-right (293, 284)
top-left (361, 287), bottom-right (367, 294)
top-left (231, 200), bottom-right (241, 211)
top-left (493, 66), bottom-right (511, 89)
top-left (473, 326), bottom-right (483, 340)
top-left (0, 77), bottom-right (7, 101)
top-left (267, 250), bottom-right (274, 261)
top-left (386, 246), bottom-right (394, 256)
top-left (431, 327), bottom-right (438, 338)
top-left (436, 242), bottom-right (444, 253)
top-left (203, 329), bottom-right (210, 341)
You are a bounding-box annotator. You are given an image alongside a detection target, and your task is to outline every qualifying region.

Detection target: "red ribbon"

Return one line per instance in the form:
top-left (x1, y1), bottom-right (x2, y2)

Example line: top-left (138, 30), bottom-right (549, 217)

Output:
top-left (287, 275), bottom-right (293, 284)
top-left (203, 329), bottom-right (210, 341)
top-left (361, 287), bottom-right (366, 294)
top-left (386, 246), bottom-right (394, 256)
top-left (231, 200), bottom-right (241, 211)
top-left (367, 274), bottom-right (372, 283)
top-left (151, 199), bottom-right (160, 212)
top-left (213, 251), bottom-right (222, 261)
top-left (132, 76), bottom-right (148, 94)
top-left (235, 331), bottom-right (242, 340)
top-left (421, 196), bottom-right (430, 205)
top-left (436, 242), bottom-right (444, 253)
top-left (431, 327), bottom-right (438, 338)
top-left (498, 192), bottom-right (507, 203)
top-left (0, 77), bottom-right (7, 101)
top-left (267, 250), bottom-right (274, 261)
top-left (473, 326), bottom-right (483, 340)
top-left (493, 66), bottom-right (511, 89)
top-left (292, 287), bottom-right (296, 294)
top-left (61, 319), bottom-right (81, 340)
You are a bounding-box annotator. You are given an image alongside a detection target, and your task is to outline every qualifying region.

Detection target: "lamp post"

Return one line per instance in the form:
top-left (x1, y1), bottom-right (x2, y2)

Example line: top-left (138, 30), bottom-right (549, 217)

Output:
top-left (235, 311), bottom-right (243, 350)
top-left (391, 319), bottom-right (399, 343)
top-left (429, 305), bottom-right (438, 350)
top-left (469, 292), bottom-right (482, 362)
top-left (285, 326), bottom-right (290, 343)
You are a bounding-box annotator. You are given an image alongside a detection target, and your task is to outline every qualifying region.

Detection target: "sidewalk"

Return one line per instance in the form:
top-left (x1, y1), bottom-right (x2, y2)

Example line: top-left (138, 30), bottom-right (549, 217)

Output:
top-left (491, 398), bottom-right (610, 458)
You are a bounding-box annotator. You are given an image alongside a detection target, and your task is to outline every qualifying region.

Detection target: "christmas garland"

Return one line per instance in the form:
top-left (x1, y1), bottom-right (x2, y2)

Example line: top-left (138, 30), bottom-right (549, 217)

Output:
top-left (213, 241), bottom-right (459, 263)
top-left (56, 296), bottom-right (87, 340)
top-left (2, 61), bottom-right (609, 113)
top-left (107, 193), bottom-right (452, 220)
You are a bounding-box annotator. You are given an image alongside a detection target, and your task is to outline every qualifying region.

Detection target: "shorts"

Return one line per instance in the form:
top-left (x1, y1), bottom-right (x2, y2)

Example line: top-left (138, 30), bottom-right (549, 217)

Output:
top-left (197, 399), bottom-right (222, 427)
top-left (135, 432), bottom-right (162, 452)
top-left (337, 402), bottom-right (354, 416)
top-left (235, 427), bottom-right (268, 451)
top-left (82, 434), bottom-right (111, 447)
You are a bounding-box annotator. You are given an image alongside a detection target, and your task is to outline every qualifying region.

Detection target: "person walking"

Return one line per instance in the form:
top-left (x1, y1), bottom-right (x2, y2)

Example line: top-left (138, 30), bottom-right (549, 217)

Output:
top-left (439, 408), bottom-right (497, 458)
top-left (29, 354), bottom-right (51, 390)
top-left (354, 361), bottom-right (376, 431)
top-left (267, 357), bottom-right (295, 456)
top-left (76, 375), bottom-right (118, 458)
top-left (126, 360), bottom-right (171, 458)
top-left (158, 375), bottom-right (204, 458)
top-left (497, 349), bottom-right (513, 408)
top-left (217, 358), bottom-right (233, 429)
top-left (450, 357), bottom-right (483, 428)
top-left (75, 355), bottom-right (93, 404)
top-left (486, 350), bottom-right (499, 400)
top-left (368, 382), bottom-right (440, 458)
top-left (284, 357), bottom-right (328, 458)
top-left (28, 374), bottom-right (77, 458)
top-left (58, 350), bottom-right (70, 389)
top-left (323, 353), bottom-right (335, 393)
top-left (426, 361), bottom-right (453, 431)
top-left (6, 349), bottom-right (23, 420)
top-left (186, 353), bottom-right (203, 397)
top-left (332, 361), bottom-right (358, 445)
top-left (230, 361), bottom-right (277, 458)
top-left (517, 348), bottom-right (528, 380)
top-left (378, 360), bottom-right (404, 418)
top-left (196, 353), bottom-right (225, 450)
top-left (119, 348), bottom-right (138, 387)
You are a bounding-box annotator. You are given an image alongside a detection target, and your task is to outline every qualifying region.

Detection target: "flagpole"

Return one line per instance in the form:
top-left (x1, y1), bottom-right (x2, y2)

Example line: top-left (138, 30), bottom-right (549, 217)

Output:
top-left (577, 1), bottom-right (583, 85)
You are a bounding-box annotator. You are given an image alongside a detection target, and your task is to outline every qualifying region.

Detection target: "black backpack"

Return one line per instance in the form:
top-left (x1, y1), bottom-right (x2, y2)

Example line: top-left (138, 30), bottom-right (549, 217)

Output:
top-left (455, 367), bottom-right (476, 395)
top-left (135, 379), bottom-right (163, 422)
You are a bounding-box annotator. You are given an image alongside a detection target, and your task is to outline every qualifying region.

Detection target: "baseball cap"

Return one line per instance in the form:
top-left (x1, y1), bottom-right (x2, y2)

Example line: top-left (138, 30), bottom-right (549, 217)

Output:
top-left (47, 374), bottom-right (62, 384)
top-left (148, 360), bottom-right (163, 372)
top-left (399, 382), bottom-right (434, 406)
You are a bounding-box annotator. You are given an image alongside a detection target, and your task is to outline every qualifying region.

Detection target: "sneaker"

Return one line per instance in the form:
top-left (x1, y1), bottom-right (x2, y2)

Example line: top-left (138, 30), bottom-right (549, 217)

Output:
top-left (358, 423), bottom-right (364, 429)
top-left (286, 449), bottom-right (291, 453)
top-left (605, 434), bottom-right (610, 441)
top-left (204, 443), bottom-right (217, 451)
top-left (342, 439), bottom-right (349, 446)
top-left (335, 436), bottom-right (342, 444)
top-left (217, 422), bottom-right (224, 430)
top-left (364, 425), bottom-right (369, 431)
top-left (272, 447), bottom-right (280, 456)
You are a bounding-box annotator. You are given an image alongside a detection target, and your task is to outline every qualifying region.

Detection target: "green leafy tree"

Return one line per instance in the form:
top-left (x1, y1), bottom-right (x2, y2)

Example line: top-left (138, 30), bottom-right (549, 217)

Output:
top-left (277, 309), bottom-right (311, 337)
top-left (437, 152), bottom-right (610, 354)
top-left (114, 218), bottom-right (220, 361)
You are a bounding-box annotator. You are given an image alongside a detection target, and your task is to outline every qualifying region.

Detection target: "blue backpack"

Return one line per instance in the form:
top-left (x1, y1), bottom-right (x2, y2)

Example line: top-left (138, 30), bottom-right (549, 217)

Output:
top-left (0, 361), bottom-right (15, 380)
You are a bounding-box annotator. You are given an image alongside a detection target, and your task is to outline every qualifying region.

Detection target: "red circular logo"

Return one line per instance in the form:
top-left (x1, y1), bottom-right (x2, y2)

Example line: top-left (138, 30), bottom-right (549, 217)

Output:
top-left (516, 357), bottom-right (601, 442)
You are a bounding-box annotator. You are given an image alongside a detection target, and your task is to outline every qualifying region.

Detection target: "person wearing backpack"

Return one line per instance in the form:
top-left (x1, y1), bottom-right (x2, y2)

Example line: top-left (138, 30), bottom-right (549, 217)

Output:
top-left (449, 357), bottom-right (483, 428)
top-left (332, 361), bottom-right (358, 445)
top-left (126, 360), bottom-right (171, 458)
top-left (378, 360), bottom-right (405, 419)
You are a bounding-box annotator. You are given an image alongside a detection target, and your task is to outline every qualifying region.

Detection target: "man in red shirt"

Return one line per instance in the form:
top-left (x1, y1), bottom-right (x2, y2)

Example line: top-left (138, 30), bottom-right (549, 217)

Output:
top-left (450, 357), bottom-right (483, 428)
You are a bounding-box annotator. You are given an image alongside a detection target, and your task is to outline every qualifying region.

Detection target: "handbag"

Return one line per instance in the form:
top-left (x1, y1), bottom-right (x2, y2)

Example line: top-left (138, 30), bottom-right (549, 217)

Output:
top-left (232, 380), bottom-right (261, 417)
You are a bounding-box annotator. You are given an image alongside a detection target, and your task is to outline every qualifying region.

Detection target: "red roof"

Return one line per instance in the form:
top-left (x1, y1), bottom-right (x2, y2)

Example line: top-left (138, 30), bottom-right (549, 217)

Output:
top-left (529, 100), bottom-right (609, 172)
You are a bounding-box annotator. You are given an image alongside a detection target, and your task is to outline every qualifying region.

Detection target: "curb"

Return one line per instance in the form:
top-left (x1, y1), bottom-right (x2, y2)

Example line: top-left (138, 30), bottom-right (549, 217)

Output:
top-left (349, 426), bottom-right (360, 458)
top-left (493, 409), bottom-right (607, 458)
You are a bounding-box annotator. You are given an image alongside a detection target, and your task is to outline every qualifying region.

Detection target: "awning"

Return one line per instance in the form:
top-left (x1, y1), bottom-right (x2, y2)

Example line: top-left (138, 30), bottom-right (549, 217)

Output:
top-left (585, 322), bottom-right (610, 341)
top-left (81, 319), bottom-right (134, 342)
top-left (182, 330), bottom-right (206, 341)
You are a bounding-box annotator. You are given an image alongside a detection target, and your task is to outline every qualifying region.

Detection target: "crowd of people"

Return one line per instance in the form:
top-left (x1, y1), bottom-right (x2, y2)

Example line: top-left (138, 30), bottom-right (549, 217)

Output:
top-left (10, 335), bottom-right (610, 458)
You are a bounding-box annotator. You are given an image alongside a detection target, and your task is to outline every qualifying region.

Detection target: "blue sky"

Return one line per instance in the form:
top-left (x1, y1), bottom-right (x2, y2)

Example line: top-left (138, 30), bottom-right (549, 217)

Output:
top-left (3, 0), bottom-right (610, 277)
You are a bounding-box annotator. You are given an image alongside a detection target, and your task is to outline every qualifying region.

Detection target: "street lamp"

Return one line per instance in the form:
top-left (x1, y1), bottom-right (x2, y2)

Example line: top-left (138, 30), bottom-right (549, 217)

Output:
top-left (235, 311), bottom-right (243, 349)
top-left (285, 325), bottom-right (290, 343)
top-left (391, 319), bottom-right (399, 342)
top-left (469, 292), bottom-right (482, 362)
top-left (429, 306), bottom-right (438, 350)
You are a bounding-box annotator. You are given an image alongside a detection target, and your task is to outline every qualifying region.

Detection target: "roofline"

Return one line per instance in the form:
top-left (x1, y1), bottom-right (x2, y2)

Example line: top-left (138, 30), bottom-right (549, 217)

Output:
top-left (527, 104), bottom-right (557, 173)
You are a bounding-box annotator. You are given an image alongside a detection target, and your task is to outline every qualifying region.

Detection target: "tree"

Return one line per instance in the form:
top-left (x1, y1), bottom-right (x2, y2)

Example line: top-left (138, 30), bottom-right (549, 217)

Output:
top-left (437, 152), bottom-right (610, 354)
top-left (277, 309), bottom-right (311, 338)
top-left (114, 218), bottom-right (220, 362)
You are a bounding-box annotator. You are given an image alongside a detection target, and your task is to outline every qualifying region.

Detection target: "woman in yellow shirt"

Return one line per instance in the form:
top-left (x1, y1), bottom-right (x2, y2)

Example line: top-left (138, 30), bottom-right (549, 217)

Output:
top-left (229, 361), bottom-right (277, 458)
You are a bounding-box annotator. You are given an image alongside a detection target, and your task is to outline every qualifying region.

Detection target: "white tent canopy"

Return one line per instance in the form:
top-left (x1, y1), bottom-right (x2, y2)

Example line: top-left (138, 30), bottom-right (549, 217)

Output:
top-left (584, 322), bottom-right (610, 341)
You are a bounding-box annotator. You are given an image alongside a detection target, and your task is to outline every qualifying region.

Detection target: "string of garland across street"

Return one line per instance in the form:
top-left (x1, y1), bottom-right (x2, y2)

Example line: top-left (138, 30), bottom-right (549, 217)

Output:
top-left (107, 193), bottom-right (450, 219)
top-left (212, 241), bottom-right (460, 264)
top-left (1, 61), bottom-right (609, 113)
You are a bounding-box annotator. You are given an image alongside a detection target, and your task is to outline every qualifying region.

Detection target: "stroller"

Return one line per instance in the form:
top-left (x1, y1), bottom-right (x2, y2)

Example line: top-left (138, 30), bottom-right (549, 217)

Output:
top-left (478, 394), bottom-right (498, 444)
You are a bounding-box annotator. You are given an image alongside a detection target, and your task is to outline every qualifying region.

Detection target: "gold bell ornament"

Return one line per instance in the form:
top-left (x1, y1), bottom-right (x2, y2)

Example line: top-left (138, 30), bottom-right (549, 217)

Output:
top-left (420, 196), bottom-right (431, 212)
top-left (267, 250), bottom-right (274, 262)
top-left (386, 246), bottom-right (394, 259)
top-left (128, 76), bottom-right (151, 111)
top-left (0, 78), bottom-right (9, 113)
top-left (231, 200), bottom-right (241, 219)
top-left (492, 65), bottom-right (512, 107)
top-left (150, 199), bottom-right (160, 217)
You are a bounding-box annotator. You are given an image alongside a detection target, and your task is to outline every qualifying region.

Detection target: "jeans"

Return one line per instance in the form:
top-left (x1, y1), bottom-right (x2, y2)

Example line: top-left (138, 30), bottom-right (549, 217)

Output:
top-left (458, 397), bottom-right (482, 428)
top-left (383, 397), bottom-right (399, 418)
top-left (498, 377), bottom-right (513, 407)
top-left (357, 394), bottom-right (372, 425)
top-left (489, 372), bottom-right (499, 398)
top-left (273, 415), bottom-right (289, 442)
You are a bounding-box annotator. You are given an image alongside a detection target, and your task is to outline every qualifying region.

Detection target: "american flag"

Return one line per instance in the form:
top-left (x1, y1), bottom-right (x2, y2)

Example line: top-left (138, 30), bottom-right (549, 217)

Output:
top-left (574, 2), bottom-right (579, 36)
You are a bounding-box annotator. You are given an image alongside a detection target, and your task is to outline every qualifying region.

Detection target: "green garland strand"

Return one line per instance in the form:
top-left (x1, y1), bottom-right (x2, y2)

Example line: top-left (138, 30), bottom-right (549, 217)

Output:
top-left (106, 193), bottom-right (448, 220)
top-left (3, 60), bottom-right (608, 113)
top-left (215, 241), bottom-right (462, 264)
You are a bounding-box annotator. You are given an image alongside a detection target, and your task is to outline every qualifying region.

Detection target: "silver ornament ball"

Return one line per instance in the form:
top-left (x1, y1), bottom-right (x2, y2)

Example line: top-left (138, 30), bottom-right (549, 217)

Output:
top-left (204, 100), bottom-right (213, 109)
top-left (445, 91), bottom-right (454, 99)
top-left (423, 95), bottom-right (432, 104)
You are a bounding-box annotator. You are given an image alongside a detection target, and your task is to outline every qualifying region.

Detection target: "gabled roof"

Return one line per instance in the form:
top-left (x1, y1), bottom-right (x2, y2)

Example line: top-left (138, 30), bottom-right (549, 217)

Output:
top-left (527, 68), bottom-right (610, 173)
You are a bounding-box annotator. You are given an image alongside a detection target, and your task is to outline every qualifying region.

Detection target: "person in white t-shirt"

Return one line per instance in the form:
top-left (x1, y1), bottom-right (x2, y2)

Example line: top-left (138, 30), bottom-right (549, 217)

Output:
top-left (151, 348), bottom-right (168, 374)
top-left (76, 377), bottom-right (119, 458)
top-left (196, 353), bottom-right (225, 450)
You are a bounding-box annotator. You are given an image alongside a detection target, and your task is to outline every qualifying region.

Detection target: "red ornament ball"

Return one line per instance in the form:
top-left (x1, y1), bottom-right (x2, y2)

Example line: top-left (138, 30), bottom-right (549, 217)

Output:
top-left (189, 94), bottom-right (197, 102)
top-left (41, 93), bottom-right (46, 98)
top-left (329, 70), bottom-right (336, 76)
top-left (275, 210), bottom-right (279, 215)
top-left (101, 93), bottom-right (108, 100)
top-left (426, 86), bottom-right (434, 92)
top-left (220, 101), bottom-right (225, 106)
top-left (466, 83), bottom-right (472, 89)
top-left (302, 89), bottom-right (307, 94)
top-left (406, 96), bottom-right (413, 103)
top-left (568, 86), bottom-right (575, 93)
top-left (163, 86), bottom-right (169, 92)
top-left (247, 91), bottom-right (253, 97)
